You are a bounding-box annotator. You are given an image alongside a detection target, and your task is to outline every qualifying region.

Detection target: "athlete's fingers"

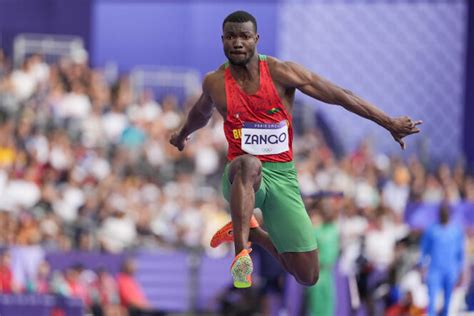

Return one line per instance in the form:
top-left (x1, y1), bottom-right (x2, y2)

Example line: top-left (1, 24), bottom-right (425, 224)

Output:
top-left (414, 120), bottom-right (423, 126)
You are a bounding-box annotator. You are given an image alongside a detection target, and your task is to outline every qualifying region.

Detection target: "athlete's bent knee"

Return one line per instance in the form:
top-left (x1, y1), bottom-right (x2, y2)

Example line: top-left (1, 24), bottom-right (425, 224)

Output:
top-left (295, 267), bottom-right (319, 286)
top-left (228, 155), bottom-right (262, 190)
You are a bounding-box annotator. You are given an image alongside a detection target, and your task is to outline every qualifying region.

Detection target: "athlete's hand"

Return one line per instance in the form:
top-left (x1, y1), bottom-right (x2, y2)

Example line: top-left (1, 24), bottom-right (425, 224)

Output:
top-left (388, 116), bottom-right (422, 150)
top-left (169, 132), bottom-right (189, 151)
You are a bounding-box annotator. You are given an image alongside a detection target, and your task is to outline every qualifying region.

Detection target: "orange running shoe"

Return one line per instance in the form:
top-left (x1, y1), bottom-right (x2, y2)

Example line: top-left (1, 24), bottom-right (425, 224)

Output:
top-left (210, 215), bottom-right (259, 248)
top-left (231, 248), bottom-right (253, 288)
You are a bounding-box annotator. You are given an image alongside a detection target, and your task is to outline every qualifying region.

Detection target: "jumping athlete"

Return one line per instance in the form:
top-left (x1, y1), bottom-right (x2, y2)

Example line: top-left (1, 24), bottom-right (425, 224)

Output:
top-left (170, 10), bottom-right (422, 288)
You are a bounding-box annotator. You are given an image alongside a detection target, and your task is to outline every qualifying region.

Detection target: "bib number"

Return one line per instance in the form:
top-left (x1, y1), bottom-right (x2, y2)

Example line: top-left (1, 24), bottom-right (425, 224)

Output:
top-left (241, 121), bottom-right (289, 155)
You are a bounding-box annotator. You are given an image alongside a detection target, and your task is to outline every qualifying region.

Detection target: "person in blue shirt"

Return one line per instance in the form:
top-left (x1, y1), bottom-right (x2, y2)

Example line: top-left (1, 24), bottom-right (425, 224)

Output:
top-left (420, 203), bottom-right (464, 316)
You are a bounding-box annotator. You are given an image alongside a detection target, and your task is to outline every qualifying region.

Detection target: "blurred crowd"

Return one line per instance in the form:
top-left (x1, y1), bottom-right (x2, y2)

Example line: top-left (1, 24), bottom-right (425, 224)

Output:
top-left (0, 250), bottom-right (161, 316)
top-left (0, 50), bottom-right (474, 315)
top-left (0, 50), bottom-right (231, 254)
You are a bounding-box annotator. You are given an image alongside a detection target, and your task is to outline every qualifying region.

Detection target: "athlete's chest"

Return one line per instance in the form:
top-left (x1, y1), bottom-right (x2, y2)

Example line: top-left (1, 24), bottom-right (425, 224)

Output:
top-left (211, 77), bottom-right (289, 118)
top-left (234, 77), bottom-right (260, 95)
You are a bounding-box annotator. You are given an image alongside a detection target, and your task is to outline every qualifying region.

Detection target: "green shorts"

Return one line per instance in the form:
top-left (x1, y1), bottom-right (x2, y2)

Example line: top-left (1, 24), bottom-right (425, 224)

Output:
top-left (222, 160), bottom-right (318, 253)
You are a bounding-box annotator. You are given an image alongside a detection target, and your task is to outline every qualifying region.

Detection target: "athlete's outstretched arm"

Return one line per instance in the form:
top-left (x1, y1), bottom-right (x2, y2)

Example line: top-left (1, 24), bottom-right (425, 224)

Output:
top-left (275, 61), bottom-right (422, 149)
top-left (170, 77), bottom-right (215, 151)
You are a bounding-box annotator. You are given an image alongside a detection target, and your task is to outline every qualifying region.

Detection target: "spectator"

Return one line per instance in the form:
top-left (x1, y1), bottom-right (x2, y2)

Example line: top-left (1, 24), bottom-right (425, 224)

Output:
top-left (57, 81), bottom-right (91, 121)
top-left (98, 199), bottom-right (137, 253)
top-left (382, 165), bottom-right (411, 222)
top-left (26, 260), bottom-right (51, 294)
top-left (116, 258), bottom-right (162, 316)
top-left (10, 58), bottom-right (37, 101)
top-left (63, 264), bottom-right (90, 306)
top-left (91, 267), bottom-right (122, 316)
top-left (423, 175), bottom-right (444, 203)
top-left (0, 250), bottom-right (18, 293)
top-left (421, 203), bottom-right (465, 316)
top-left (306, 199), bottom-right (340, 316)
top-left (16, 212), bottom-right (42, 245)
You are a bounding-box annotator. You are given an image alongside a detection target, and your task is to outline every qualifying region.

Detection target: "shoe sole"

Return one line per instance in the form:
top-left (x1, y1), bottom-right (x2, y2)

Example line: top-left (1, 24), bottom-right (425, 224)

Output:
top-left (231, 254), bottom-right (253, 288)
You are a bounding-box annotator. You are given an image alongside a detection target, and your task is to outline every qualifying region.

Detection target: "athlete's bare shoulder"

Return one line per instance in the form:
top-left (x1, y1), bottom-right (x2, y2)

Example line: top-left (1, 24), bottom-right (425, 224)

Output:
top-left (265, 55), bottom-right (287, 69)
top-left (266, 56), bottom-right (310, 90)
top-left (202, 65), bottom-right (225, 95)
top-left (264, 56), bottom-right (305, 96)
top-left (202, 65), bottom-right (227, 113)
top-left (265, 56), bottom-right (298, 87)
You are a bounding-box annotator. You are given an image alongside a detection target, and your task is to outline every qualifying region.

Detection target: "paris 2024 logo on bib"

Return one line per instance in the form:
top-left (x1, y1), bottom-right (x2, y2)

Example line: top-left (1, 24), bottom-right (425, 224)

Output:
top-left (241, 121), bottom-right (289, 155)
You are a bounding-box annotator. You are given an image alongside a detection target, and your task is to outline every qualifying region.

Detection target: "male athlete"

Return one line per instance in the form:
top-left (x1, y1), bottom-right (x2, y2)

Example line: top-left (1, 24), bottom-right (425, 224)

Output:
top-left (170, 11), bottom-right (421, 288)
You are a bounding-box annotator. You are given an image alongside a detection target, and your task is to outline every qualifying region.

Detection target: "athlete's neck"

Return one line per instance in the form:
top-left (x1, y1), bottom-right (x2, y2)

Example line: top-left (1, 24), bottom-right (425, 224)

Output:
top-left (229, 54), bottom-right (259, 81)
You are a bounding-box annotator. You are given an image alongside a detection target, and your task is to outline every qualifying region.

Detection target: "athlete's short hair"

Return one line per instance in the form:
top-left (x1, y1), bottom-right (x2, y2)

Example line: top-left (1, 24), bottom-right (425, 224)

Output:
top-left (223, 11), bottom-right (257, 32)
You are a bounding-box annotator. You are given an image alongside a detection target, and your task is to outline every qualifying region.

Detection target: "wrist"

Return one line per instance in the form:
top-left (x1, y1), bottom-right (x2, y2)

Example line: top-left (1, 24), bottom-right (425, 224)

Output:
top-left (383, 117), bottom-right (395, 132)
top-left (178, 127), bottom-right (189, 139)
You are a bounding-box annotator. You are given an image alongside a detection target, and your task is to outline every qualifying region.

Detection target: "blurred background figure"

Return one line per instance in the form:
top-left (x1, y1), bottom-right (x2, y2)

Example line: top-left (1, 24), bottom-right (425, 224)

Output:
top-left (117, 258), bottom-right (163, 316)
top-left (253, 243), bottom-right (286, 316)
top-left (306, 198), bottom-right (340, 316)
top-left (62, 264), bottom-right (90, 306)
top-left (420, 203), bottom-right (465, 316)
top-left (26, 260), bottom-right (51, 294)
top-left (0, 250), bottom-right (18, 293)
top-left (91, 266), bottom-right (123, 316)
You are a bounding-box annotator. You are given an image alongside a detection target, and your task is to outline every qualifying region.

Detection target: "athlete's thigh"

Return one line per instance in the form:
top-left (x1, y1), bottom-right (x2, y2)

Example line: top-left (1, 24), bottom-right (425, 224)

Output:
top-left (281, 250), bottom-right (319, 272)
top-left (261, 167), bottom-right (317, 253)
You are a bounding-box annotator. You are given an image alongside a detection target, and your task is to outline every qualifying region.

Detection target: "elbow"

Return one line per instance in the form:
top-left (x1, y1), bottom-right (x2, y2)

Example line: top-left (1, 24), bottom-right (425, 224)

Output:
top-left (200, 111), bottom-right (213, 125)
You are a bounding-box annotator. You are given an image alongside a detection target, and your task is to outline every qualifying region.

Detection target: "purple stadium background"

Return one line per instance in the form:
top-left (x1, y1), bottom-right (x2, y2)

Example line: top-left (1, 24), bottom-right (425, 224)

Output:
top-left (0, 0), bottom-right (474, 315)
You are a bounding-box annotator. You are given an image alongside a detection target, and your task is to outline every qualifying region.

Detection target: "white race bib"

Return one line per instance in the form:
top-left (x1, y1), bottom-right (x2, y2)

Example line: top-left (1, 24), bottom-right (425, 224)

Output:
top-left (241, 121), bottom-right (289, 155)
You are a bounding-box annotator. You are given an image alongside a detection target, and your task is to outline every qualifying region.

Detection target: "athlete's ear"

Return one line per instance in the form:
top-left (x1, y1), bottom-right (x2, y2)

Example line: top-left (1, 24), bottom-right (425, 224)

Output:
top-left (221, 35), bottom-right (224, 43)
top-left (255, 34), bottom-right (259, 43)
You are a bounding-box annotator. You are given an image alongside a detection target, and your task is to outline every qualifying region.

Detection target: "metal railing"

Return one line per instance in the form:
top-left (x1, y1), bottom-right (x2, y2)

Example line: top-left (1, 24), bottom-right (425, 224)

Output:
top-left (13, 33), bottom-right (86, 67)
top-left (130, 65), bottom-right (201, 103)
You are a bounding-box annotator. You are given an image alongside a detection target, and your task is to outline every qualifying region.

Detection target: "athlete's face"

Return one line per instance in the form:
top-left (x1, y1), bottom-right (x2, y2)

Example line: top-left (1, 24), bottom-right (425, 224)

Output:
top-left (222, 21), bottom-right (259, 66)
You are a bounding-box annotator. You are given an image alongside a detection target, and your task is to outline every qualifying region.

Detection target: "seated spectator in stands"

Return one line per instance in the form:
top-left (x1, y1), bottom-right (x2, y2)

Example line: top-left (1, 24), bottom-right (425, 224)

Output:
top-left (464, 176), bottom-right (474, 202)
top-left (10, 57), bottom-right (37, 101)
top-left (51, 269), bottom-right (70, 296)
top-left (99, 198), bottom-right (137, 253)
top-left (26, 260), bottom-right (51, 294)
top-left (437, 164), bottom-right (461, 204)
top-left (64, 264), bottom-right (90, 307)
top-left (117, 258), bottom-right (162, 316)
top-left (422, 174), bottom-right (444, 203)
top-left (382, 165), bottom-right (411, 222)
top-left (16, 212), bottom-right (42, 245)
top-left (91, 267), bottom-right (123, 316)
top-left (0, 250), bottom-right (18, 293)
